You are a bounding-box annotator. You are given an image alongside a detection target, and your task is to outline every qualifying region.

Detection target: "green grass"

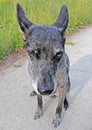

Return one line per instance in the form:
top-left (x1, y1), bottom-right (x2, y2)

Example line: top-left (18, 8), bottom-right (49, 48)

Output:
top-left (0, 0), bottom-right (92, 59)
top-left (66, 41), bottom-right (75, 46)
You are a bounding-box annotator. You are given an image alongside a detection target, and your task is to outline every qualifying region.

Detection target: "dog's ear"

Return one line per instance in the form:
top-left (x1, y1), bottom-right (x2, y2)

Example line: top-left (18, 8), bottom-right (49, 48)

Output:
top-left (16, 3), bottom-right (33, 33)
top-left (52, 5), bottom-right (69, 33)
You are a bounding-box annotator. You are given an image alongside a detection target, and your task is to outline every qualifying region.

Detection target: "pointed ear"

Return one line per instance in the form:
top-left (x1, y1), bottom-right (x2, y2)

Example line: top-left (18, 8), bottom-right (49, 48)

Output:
top-left (16, 3), bottom-right (33, 33)
top-left (52, 5), bottom-right (69, 33)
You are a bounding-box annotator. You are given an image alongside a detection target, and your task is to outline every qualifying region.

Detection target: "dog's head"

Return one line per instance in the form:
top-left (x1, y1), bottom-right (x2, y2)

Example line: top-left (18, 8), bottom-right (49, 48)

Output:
top-left (16, 4), bottom-right (69, 95)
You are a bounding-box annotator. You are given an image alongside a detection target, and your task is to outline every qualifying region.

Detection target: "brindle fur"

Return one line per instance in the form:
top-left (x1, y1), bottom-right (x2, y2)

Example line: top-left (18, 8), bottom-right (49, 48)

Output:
top-left (16, 3), bottom-right (70, 128)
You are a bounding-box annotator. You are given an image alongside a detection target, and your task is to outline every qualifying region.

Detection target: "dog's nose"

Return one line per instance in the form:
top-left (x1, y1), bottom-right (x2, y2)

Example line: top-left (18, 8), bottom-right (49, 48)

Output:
top-left (39, 89), bottom-right (53, 95)
top-left (38, 85), bottom-right (53, 95)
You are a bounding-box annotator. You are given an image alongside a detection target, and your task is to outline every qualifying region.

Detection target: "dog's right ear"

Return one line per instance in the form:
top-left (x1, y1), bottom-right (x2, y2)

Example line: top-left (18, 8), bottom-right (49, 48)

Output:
top-left (16, 3), bottom-right (33, 33)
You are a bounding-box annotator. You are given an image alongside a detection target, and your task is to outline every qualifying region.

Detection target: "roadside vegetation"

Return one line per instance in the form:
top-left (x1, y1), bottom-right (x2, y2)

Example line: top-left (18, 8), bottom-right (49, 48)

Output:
top-left (0, 0), bottom-right (92, 59)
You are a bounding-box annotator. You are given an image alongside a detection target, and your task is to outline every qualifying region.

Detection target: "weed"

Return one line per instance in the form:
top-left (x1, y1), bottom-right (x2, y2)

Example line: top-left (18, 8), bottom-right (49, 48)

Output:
top-left (66, 42), bottom-right (75, 46)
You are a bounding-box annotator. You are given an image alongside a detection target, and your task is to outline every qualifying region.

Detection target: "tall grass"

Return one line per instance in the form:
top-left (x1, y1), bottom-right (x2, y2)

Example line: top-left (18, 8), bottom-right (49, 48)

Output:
top-left (0, 0), bottom-right (92, 59)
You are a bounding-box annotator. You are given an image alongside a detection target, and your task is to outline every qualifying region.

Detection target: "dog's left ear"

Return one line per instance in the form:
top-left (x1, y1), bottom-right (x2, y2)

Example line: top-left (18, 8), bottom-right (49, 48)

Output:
top-left (52, 5), bottom-right (69, 33)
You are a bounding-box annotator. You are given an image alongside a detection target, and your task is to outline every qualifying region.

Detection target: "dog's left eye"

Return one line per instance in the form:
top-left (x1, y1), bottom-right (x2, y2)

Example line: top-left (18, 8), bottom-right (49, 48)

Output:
top-left (52, 51), bottom-right (63, 62)
top-left (55, 50), bottom-right (64, 59)
top-left (56, 51), bottom-right (63, 57)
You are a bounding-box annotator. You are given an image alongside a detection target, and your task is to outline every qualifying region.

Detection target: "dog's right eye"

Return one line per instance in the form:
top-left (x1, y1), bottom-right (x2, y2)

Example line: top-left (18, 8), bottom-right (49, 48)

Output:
top-left (27, 50), bottom-right (36, 60)
top-left (28, 49), bottom-right (40, 60)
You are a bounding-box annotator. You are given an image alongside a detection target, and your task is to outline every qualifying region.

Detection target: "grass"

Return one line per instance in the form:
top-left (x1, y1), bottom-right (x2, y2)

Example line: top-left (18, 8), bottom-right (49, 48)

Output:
top-left (66, 41), bottom-right (75, 46)
top-left (0, 0), bottom-right (92, 59)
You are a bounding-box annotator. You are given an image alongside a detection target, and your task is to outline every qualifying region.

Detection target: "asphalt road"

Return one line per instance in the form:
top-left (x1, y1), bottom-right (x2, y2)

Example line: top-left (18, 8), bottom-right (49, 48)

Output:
top-left (0, 26), bottom-right (92, 130)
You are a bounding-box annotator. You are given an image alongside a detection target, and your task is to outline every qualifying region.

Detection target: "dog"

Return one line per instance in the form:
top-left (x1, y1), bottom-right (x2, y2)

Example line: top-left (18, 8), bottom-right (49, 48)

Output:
top-left (16, 3), bottom-right (70, 128)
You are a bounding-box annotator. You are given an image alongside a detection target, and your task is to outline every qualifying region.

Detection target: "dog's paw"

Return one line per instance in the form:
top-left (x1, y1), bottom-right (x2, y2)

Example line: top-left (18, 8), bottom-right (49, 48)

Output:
top-left (52, 118), bottom-right (61, 128)
top-left (30, 91), bottom-right (37, 96)
top-left (34, 110), bottom-right (42, 120)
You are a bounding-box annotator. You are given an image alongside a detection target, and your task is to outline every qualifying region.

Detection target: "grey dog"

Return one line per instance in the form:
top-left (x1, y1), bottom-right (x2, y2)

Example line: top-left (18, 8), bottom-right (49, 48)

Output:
top-left (16, 3), bottom-right (70, 128)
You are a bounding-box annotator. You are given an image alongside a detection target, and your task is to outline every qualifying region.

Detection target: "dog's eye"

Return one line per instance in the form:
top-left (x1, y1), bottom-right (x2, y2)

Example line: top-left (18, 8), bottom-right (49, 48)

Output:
top-left (28, 50), bottom-right (36, 59)
top-left (56, 51), bottom-right (63, 57)
top-left (52, 51), bottom-right (63, 62)
top-left (29, 49), bottom-right (40, 60)
top-left (55, 50), bottom-right (63, 59)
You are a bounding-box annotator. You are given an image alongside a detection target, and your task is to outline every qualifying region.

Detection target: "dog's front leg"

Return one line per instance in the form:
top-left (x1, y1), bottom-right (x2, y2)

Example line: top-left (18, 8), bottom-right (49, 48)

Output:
top-left (34, 95), bottom-right (43, 119)
top-left (52, 86), bottom-right (67, 127)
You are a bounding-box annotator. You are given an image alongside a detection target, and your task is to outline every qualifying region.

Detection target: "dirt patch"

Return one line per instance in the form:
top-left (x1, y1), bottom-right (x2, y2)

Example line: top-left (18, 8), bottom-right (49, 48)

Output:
top-left (0, 48), bottom-right (26, 72)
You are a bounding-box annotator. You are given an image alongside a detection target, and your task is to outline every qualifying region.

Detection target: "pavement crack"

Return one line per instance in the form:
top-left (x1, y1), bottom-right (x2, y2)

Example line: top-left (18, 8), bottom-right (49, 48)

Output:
top-left (70, 68), bottom-right (92, 74)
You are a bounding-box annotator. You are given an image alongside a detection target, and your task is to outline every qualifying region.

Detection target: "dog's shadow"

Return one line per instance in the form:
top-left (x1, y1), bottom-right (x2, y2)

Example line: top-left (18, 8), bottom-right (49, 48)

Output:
top-left (42, 54), bottom-right (92, 114)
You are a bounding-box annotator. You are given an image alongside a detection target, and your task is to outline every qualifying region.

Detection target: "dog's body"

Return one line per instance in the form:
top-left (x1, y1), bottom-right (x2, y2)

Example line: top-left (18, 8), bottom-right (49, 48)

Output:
top-left (17, 4), bottom-right (70, 127)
